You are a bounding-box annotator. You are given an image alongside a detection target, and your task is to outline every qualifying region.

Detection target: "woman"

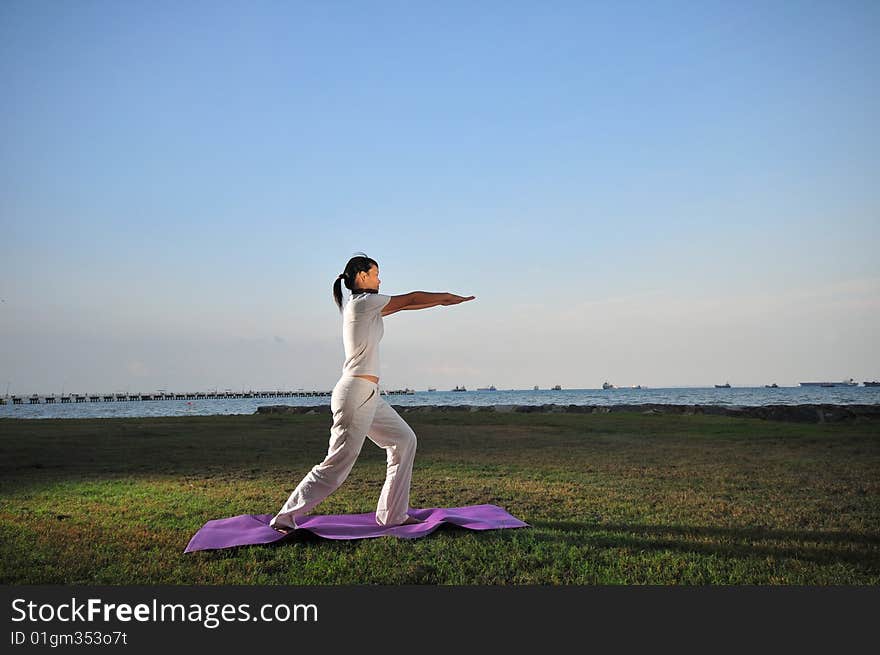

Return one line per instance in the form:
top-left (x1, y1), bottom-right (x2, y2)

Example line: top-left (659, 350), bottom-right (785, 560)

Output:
top-left (270, 253), bottom-right (476, 532)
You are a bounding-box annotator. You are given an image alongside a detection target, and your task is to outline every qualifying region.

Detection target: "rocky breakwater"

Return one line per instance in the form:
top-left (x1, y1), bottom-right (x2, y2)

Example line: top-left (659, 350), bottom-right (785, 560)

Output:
top-left (256, 403), bottom-right (880, 423)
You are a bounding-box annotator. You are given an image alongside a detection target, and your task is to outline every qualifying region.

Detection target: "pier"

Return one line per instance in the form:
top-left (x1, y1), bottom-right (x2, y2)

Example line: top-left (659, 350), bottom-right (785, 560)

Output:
top-left (2, 388), bottom-right (416, 405)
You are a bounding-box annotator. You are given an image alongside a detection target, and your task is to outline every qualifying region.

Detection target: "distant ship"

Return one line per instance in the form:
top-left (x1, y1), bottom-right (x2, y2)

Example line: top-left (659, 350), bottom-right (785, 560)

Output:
top-left (384, 388), bottom-right (416, 395)
top-left (764, 383), bottom-right (779, 388)
top-left (533, 385), bottom-right (539, 390)
top-left (427, 387), bottom-right (437, 392)
top-left (551, 384), bottom-right (562, 390)
top-left (715, 383), bottom-right (731, 388)
top-left (452, 385), bottom-right (467, 392)
top-left (799, 379), bottom-right (857, 387)
top-left (864, 381), bottom-right (880, 387)
top-left (602, 382), bottom-right (614, 390)
top-left (477, 385), bottom-right (497, 391)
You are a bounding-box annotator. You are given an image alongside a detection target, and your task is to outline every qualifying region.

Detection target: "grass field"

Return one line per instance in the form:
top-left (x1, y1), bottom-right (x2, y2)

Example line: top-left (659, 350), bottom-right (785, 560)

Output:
top-left (1, 411), bottom-right (878, 584)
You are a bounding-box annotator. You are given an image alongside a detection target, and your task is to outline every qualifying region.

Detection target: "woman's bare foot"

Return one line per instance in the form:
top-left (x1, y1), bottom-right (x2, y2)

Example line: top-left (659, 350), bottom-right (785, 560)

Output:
top-left (270, 518), bottom-right (296, 534)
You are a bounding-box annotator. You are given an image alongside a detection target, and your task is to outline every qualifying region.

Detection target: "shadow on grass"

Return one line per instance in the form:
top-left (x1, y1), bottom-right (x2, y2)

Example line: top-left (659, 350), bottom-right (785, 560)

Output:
top-left (532, 520), bottom-right (880, 567)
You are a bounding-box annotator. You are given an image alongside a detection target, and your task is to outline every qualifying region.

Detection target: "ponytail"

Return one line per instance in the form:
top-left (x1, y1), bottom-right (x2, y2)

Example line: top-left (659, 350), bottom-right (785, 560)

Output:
top-left (332, 274), bottom-right (346, 312)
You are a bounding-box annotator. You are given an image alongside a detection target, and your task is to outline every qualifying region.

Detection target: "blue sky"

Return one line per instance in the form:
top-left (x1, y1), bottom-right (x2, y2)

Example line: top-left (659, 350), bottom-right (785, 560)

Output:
top-left (2, 1), bottom-right (878, 393)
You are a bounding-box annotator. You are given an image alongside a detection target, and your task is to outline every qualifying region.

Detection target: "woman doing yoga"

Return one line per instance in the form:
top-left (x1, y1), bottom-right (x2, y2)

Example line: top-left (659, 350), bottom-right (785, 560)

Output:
top-left (270, 252), bottom-right (476, 532)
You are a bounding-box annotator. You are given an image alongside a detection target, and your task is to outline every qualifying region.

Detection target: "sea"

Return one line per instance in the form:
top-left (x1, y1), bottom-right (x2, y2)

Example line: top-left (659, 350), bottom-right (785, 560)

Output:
top-left (2, 386), bottom-right (879, 420)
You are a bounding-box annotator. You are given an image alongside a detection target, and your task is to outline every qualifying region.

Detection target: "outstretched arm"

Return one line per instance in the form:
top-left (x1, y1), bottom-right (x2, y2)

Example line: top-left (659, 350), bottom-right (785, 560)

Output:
top-left (382, 292), bottom-right (476, 316)
top-left (402, 292), bottom-right (476, 310)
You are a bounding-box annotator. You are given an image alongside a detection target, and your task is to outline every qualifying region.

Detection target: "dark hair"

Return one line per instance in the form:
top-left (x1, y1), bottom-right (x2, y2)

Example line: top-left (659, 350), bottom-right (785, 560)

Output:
top-left (332, 252), bottom-right (379, 312)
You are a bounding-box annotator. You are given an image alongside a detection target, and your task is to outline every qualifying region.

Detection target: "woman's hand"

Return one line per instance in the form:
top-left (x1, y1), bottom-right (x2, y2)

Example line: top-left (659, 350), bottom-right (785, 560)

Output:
top-left (441, 294), bottom-right (476, 305)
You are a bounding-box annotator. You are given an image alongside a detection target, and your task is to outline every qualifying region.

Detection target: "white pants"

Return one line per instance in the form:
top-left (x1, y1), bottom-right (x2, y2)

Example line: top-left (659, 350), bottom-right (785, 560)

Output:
top-left (270, 375), bottom-right (418, 529)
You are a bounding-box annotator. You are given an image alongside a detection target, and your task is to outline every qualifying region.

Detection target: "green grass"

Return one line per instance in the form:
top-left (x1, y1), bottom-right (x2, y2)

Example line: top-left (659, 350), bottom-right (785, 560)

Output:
top-left (1, 411), bottom-right (878, 584)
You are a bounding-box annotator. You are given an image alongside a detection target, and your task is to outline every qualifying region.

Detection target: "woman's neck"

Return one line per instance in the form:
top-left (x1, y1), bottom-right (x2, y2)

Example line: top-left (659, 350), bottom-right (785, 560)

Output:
top-left (352, 288), bottom-right (378, 294)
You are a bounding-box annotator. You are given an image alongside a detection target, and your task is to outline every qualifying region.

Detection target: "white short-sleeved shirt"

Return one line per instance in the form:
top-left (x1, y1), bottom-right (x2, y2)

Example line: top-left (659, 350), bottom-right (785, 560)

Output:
top-left (341, 292), bottom-right (392, 377)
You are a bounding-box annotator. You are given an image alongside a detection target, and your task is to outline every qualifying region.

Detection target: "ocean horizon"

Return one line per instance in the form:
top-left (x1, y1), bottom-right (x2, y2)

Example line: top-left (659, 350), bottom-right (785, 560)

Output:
top-left (3, 385), bottom-right (879, 420)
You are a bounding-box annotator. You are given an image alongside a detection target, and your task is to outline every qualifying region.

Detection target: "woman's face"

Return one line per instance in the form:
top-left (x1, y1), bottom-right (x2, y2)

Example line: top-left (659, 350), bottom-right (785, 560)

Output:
top-left (357, 265), bottom-right (381, 290)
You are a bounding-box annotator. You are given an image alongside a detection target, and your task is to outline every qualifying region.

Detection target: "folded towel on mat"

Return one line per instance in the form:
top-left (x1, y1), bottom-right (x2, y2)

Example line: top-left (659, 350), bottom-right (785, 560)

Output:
top-left (184, 504), bottom-right (529, 553)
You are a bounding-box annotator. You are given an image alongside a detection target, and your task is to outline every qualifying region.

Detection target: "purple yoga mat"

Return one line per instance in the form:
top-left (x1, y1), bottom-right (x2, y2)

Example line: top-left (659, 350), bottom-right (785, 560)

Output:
top-left (184, 504), bottom-right (529, 553)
